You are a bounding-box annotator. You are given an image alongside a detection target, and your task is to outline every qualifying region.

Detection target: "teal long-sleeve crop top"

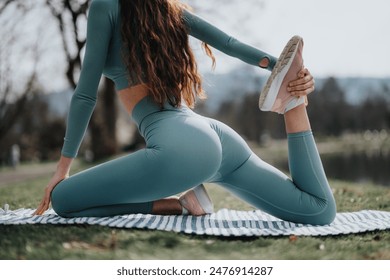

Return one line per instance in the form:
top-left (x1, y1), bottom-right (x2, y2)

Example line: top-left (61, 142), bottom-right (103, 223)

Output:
top-left (61, 0), bottom-right (277, 158)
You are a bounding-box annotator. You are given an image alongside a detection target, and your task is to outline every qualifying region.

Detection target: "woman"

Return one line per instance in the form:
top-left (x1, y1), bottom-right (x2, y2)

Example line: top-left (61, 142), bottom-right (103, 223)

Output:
top-left (34, 0), bottom-right (336, 225)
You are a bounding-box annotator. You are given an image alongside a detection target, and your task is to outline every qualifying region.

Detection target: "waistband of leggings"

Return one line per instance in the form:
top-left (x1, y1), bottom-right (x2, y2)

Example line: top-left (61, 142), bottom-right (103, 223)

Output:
top-left (131, 95), bottom-right (187, 127)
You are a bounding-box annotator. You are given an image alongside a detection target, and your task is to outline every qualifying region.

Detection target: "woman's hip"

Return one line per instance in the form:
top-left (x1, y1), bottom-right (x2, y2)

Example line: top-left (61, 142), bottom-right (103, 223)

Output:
top-left (131, 95), bottom-right (252, 179)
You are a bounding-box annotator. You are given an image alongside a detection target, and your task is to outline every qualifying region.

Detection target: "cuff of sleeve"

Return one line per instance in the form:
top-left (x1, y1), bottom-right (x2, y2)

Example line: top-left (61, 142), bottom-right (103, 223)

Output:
top-left (61, 149), bottom-right (77, 159)
top-left (287, 130), bottom-right (313, 139)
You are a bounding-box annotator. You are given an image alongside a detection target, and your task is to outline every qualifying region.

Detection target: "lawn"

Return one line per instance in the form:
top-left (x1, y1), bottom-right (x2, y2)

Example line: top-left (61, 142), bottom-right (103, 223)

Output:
top-left (0, 162), bottom-right (389, 260)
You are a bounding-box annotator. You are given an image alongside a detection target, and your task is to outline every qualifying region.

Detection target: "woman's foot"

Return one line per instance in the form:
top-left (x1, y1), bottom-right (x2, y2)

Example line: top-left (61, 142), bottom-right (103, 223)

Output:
top-left (179, 184), bottom-right (214, 216)
top-left (259, 35), bottom-right (305, 114)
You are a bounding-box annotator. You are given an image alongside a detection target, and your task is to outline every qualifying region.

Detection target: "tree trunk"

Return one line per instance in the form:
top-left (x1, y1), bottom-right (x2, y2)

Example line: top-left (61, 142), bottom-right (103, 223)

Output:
top-left (89, 78), bottom-right (118, 161)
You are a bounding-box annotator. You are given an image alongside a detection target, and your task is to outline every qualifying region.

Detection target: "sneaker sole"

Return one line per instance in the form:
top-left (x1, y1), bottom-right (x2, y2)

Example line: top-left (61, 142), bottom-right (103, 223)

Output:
top-left (259, 35), bottom-right (303, 111)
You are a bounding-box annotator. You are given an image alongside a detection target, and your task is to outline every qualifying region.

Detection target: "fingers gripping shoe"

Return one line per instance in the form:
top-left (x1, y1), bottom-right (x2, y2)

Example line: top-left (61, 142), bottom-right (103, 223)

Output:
top-left (179, 184), bottom-right (214, 216)
top-left (259, 35), bottom-right (306, 114)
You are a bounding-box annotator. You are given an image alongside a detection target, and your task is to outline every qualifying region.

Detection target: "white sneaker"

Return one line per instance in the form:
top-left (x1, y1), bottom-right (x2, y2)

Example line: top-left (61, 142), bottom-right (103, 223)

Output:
top-left (259, 35), bottom-right (305, 114)
top-left (179, 185), bottom-right (214, 216)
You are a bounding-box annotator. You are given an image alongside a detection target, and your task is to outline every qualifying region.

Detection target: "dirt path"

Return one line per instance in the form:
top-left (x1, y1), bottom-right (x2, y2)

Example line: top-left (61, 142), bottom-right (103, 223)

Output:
top-left (0, 162), bottom-right (57, 187)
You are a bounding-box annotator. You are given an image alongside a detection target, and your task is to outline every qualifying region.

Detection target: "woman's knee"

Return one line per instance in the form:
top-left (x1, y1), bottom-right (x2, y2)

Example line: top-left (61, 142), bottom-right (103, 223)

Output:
top-left (51, 181), bottom-right (73, 217)
top-left (307, 198), bottom-right (337, 226)
top-left (319, 198), bottom-right (337, 225)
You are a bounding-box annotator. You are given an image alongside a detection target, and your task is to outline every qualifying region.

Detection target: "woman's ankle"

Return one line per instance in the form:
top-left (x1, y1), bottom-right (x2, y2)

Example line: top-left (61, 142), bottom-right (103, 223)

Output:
top-left (152, 198), bottom-right (182, 215)
top-left (284, 104), bottom-right (311, 134)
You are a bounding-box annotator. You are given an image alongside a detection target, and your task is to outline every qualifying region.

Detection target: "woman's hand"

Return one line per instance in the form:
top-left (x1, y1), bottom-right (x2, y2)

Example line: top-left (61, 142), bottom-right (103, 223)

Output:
top-left (287, 68), bottom-right (315, 97)
top-left (33, 172), bottom-right (68, 215)
top-left (33, 156), bottom-right (73, 215)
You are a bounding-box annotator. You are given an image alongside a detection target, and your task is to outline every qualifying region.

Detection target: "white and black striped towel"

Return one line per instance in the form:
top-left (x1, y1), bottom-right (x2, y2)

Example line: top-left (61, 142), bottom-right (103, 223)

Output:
top-left (1, 205), bottom-right (389, 236)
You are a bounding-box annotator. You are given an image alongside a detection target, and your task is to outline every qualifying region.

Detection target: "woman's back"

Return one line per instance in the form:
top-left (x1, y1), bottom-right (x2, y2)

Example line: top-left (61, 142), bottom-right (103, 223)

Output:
top-left (62, 0), bottom-right (275, 158)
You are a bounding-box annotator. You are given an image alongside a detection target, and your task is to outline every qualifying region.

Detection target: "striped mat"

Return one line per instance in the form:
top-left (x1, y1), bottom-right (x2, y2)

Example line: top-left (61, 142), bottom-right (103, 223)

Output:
top-left (1, 206), bottom-right (389, 236)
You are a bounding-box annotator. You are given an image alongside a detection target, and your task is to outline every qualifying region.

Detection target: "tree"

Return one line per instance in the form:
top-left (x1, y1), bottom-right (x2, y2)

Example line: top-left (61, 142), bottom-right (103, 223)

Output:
top-left (44, 0), bottom-right (88, 89)
top-left (307, 77), bottom-right (350, 136)
top-left (0, 0), bottom-right (120, 161)
top-left (0, 1), bottom-right (40, 150)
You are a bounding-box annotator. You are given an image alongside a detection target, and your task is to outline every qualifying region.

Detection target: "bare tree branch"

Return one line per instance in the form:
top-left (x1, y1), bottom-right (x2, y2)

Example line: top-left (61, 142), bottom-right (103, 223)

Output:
top-left (0, 0), bottom-right (14, 14)
top-left (45, 0), bottom-right (89, 88)
top-left (0, 72), bottom-right (37, 139)
top-left (0, 0), bottom-right (41, 141)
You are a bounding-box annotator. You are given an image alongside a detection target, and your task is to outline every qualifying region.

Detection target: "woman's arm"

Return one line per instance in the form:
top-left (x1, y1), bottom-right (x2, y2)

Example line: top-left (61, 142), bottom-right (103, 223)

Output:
top-left (61, 0), bottom-right (114, 158)
top-left (183, 10), bottom-right (277, 70)
top-left (34, 0), bottom-right (114, 215)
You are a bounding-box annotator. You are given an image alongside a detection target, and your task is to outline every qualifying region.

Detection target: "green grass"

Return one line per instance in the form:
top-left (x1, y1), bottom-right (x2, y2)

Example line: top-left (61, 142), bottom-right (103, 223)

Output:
top-left (0, 164), bottom-right (389, 260)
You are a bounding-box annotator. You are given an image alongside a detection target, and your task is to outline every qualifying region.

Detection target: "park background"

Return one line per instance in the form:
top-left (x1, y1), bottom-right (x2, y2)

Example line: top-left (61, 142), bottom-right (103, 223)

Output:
top-left (0, 0), bottom-right (389, 260)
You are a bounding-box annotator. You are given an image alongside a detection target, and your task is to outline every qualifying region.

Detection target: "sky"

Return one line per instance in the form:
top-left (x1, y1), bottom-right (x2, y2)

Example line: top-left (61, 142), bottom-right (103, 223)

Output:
top-left (188, 0), bottom-right (390, 78)
top-left (2, 0), bottom-right (390, 93)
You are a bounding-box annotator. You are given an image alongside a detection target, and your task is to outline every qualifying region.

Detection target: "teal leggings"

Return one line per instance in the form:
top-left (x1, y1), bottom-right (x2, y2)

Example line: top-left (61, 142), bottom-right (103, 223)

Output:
top-left (51, 96), bottom-right (336, 225)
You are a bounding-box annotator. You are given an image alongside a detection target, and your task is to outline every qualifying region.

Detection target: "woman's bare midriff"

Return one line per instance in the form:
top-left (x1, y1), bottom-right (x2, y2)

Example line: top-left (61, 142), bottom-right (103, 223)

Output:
top-left (118, 83), bottom-right (149, 114)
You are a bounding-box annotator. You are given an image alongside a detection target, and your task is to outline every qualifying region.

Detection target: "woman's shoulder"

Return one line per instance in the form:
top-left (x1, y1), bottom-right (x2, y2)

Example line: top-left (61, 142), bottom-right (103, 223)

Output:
top-left (90, 0), bottom-right (118, 11)
top-left (89, 0), bottom-right (119, 19)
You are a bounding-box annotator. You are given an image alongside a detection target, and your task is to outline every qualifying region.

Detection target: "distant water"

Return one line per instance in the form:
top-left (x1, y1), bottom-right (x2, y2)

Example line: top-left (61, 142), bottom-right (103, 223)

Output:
top-left (276, 151), bottom-right (390, 187)
top-left (320, 152), bottom-right (390, 187)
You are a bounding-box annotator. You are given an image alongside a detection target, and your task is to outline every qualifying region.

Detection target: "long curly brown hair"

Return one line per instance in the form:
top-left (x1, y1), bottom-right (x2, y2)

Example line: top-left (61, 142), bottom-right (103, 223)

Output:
top-left (120, 0), bottom-right (215, 108)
